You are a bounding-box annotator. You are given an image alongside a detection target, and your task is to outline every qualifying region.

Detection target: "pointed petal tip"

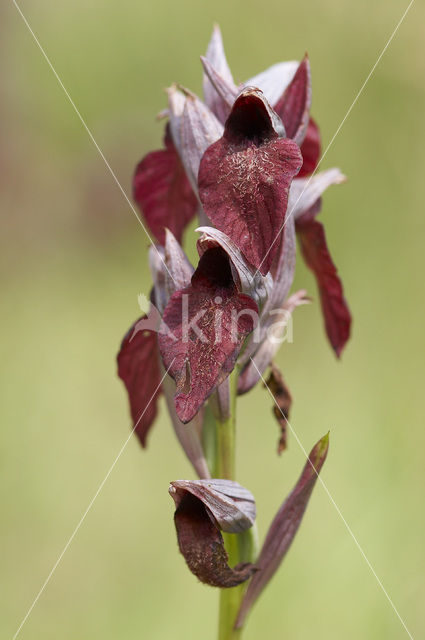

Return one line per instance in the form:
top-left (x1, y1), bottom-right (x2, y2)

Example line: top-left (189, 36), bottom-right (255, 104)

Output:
top-left (310, 432), bottom-right (330, 467)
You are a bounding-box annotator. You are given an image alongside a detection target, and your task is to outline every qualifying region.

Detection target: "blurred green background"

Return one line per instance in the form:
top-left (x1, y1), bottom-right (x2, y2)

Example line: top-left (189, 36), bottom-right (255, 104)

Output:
top-left (1, 1), bottom-right (424, 638)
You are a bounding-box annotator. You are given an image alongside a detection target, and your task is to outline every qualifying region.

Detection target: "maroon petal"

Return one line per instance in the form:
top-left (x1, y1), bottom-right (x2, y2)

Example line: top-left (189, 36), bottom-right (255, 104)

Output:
top-left (158, 246), bottom-right (258, 423)
top-left (299, 117), bottom-right (321, 177)
top-left (273, 55), bottom-right (311, 145)
top-left (169, 479), bottom-right (257, 587)
top-left (235, 434), bottom-right (329, 628)
top-left (297, 218), bottom-right (351, 356)
top-left (198, 88), bottom-right (303, 275)
top-left (133, 126), bottom-right (198, 244)
top-left (117, 317), bottom-right (162, 447)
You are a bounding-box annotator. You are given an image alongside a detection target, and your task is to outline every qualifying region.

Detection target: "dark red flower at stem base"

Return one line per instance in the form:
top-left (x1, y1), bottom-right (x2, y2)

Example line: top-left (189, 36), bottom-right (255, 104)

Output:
top-left (169, 479), bottom-right (257, 588)
top-left (133, 125), bottom-right (198, 244)
top-left (198, 88), bottom-right (303, 275)
top-left (158, 246), bottom-right (258, 423)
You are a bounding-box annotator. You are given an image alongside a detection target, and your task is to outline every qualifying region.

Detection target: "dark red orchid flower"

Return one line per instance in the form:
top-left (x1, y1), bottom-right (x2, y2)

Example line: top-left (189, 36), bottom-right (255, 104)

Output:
top-left (158, 245), bottom-right (258, 423)
top-left (116, 30), bottom-right (351, 633)
top-left (169, 479), bottom-right (257, 587)
top-left (201, 32), bottom-right (350, 356)
top-left (198, 88), bottom-right (303, 275)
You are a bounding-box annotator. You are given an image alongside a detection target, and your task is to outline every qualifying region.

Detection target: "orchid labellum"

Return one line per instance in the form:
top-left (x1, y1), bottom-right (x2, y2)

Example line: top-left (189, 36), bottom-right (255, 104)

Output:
top-left (116, 25), bottom-right (351, 639)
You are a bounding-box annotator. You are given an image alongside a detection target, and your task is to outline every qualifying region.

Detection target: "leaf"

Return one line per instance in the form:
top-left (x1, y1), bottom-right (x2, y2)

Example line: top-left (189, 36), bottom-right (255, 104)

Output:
top-left (235, 434), bottom-right (329, 628)
top-left (198, 88), bottom-right (302, 275)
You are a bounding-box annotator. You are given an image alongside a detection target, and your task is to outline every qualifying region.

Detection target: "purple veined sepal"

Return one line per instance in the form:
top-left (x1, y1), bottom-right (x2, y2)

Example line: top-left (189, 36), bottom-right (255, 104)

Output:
top-left (238, 290), bottom-right (310, 396)
top-left (236, 215), bottom-right (299, 375)
top-left (163, 228), bottom-right (194, 297)
top-left (201, 55), bottom-right (237, 123)
top-left (169, 479), bottom-right (257, 587)
top-left (235, 433), bottom-right (329, 628)
top-left (202, 24), bottom-right (237, 123)
top-left (167, 84), bottom-right (223, 196)
top-left (288, 168), bottom-right (346, 220)
top-left (198, 87), bottom-right (303, 276)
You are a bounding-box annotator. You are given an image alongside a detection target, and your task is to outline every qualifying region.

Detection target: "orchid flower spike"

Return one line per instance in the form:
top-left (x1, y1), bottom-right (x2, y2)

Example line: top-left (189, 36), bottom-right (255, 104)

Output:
top-left (116, 27), bottom-right (352, 637)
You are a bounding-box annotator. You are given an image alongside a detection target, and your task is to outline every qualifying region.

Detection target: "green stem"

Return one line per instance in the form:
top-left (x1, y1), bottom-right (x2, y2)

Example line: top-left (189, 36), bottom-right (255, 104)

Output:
top-left (211, 369), bottom-right (247, 640)
top-left (218, 532), bottom-right (244, 640)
